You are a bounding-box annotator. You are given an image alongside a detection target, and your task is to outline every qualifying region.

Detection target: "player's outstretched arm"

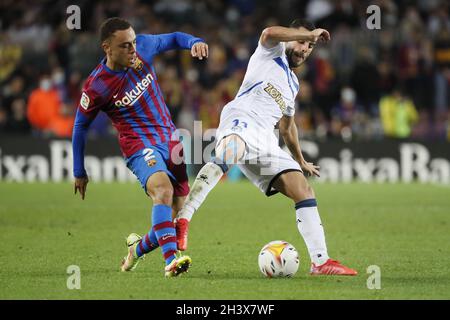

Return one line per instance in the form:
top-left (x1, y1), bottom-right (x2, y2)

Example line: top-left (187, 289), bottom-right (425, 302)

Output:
top-left (260, 26), bottom-right (330, 49)
top-left (148, 32), bottom-right (208, 59)
top-left (279, 115), bottom-right (320, 177)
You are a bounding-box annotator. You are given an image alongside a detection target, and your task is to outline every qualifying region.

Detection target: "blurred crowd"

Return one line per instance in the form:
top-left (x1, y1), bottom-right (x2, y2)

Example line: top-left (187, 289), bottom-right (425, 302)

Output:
top-left (1, 0), bottom-right (450, 141)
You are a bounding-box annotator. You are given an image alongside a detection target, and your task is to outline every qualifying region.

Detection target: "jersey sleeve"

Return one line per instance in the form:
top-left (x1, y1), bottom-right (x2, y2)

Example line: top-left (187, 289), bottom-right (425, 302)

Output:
top-left (77, 84), bottom-right (103, 119)
top-left (72, 82), bottom-right (103, 178)
top-left (72, 109), bottom-right (93, 178)
top-left (137, 32), bottom-right (204, 62)
top-left (254, 40), bottom-right (285, 59)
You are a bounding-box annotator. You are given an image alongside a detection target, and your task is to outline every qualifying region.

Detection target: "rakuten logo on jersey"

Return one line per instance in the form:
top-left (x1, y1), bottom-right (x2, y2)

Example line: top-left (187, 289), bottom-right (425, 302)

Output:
top-left (114, 73), bottom-right (154, 107)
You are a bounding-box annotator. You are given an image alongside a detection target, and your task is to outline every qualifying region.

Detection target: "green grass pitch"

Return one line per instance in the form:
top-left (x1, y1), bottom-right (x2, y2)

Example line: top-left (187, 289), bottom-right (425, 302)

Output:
top-left (0, 181), bottom-right (449, 299)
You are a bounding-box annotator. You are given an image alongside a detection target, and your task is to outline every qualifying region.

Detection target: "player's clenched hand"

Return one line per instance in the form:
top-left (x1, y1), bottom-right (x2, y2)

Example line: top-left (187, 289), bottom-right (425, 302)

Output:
top-left (74, 176), bottom-right (89, 200)
top-left (300, 161), bottom-right (320, 178)
top-left (310, 28), bottom-right (330, 42)
top-left (191, 42), bottom-right (209, 60)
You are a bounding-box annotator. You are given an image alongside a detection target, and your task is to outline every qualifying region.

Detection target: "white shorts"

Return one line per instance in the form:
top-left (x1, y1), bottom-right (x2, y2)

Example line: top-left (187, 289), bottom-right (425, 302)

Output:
top-left (216, 106), bottom-right (302, 196)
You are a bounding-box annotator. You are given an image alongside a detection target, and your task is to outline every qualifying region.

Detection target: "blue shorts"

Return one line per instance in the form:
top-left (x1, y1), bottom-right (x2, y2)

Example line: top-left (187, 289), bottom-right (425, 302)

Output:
top-left (125, 141), bottom-right (189, 197)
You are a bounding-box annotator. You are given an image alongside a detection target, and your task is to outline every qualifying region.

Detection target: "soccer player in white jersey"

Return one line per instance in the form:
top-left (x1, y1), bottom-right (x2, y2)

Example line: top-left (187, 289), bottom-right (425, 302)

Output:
top-left (175, 19), bottom-right (357, 276)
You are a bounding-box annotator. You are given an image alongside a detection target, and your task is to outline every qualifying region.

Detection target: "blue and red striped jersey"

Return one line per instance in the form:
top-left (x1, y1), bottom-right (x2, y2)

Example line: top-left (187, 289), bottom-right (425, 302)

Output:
top-left (72, 32), bottom-right (203, 177)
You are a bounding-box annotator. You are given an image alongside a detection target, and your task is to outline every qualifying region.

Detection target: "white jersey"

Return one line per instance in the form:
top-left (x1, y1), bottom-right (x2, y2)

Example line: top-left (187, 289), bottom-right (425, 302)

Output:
top-left (226, 40), bottom-right (299, 128)
top-left (215, 41), bottom-right (303, 196)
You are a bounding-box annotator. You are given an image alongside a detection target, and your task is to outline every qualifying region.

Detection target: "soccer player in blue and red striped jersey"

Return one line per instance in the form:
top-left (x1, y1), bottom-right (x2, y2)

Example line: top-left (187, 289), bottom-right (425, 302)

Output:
top-left (72, 17), bottom-right (208, 277)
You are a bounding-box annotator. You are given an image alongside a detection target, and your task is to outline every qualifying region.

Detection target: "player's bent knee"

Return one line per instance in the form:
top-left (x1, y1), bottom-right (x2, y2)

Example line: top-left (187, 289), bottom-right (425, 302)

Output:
top-left (216, 134), bottom-right (245, 164)
top-left (147, 183), bottom-right (174, 205)
top-left (153, 186), bottom-right (174, 205)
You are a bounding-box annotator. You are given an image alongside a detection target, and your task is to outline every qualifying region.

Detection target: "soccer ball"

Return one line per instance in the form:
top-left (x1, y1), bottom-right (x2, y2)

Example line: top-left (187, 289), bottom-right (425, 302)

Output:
top-left (258, 240), bottom-right (299, 278)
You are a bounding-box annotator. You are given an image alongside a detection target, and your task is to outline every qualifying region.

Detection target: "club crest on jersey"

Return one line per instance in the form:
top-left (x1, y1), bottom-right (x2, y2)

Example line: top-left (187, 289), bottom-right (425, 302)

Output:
top-left (143, 148), bottom-right (157, 167)
top-left (133, 57), bottom-right (143, 71)
top-left (80, 92), bottom-right (90, 110)
top-left (114, 73), bottom-right (154, 107)
top-left (264, 82), bottom-right (287, 113)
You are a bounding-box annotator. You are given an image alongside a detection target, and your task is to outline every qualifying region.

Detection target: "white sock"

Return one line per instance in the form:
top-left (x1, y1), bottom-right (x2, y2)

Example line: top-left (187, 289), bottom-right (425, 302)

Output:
top-left (177, 162), bottom-right (225, 221)
top-left (295, 199), bottom-right (329, 266)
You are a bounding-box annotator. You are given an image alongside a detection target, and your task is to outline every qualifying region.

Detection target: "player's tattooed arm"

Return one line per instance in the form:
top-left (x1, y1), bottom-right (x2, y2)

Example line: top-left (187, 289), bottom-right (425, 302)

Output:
top-left (279, 115), bottom-right (320, 177)
top-left (260, 26), bottom-right (330, 49)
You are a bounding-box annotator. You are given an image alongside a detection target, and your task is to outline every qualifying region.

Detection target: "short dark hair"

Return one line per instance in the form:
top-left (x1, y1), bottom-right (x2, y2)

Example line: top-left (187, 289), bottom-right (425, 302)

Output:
top-left (290, 19), bottom-right (315, 31)
top-left (100, 17), bottom-right (132, 42)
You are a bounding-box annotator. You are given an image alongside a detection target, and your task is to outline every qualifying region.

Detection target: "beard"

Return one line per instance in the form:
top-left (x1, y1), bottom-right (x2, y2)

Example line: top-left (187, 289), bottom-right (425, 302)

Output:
top-left (286, 48), bottom-right (305, 68)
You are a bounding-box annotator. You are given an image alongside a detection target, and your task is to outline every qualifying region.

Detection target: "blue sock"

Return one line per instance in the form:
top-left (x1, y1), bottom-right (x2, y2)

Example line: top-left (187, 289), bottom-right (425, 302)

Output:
top-left (136, 229), bottom-right (159, 257)
top-left (152, 204), bottom-right (177, 265)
